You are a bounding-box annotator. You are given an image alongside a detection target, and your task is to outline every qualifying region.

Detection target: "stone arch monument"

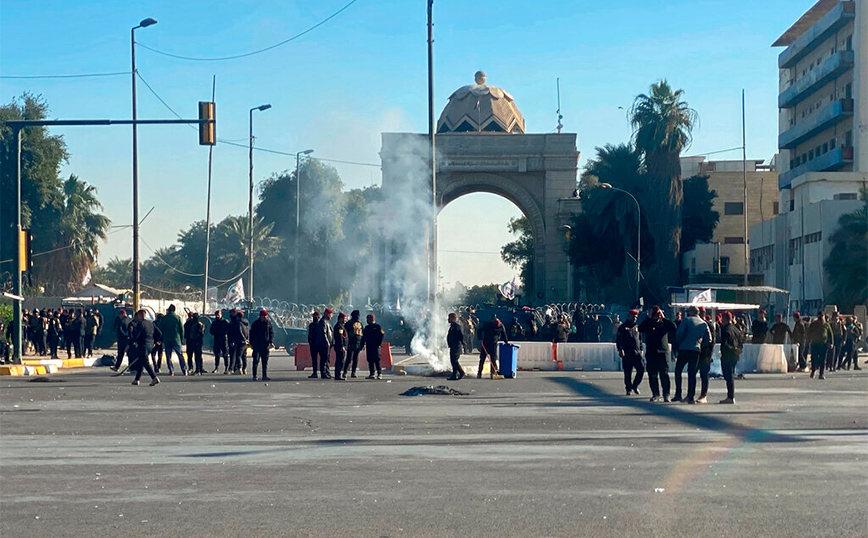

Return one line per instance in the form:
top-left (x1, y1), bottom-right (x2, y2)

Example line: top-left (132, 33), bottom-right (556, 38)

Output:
top-left (380, 72), bottom-right (581, 304)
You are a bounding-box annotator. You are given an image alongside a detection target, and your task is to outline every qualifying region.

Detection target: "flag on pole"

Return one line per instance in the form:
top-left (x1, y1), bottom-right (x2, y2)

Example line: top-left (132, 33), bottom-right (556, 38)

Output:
top-left (82, 268), bottom-right (92, 287)
top-left (693, 288), bottom-right (712, 303)
top-left (499, 277), bottom-right (517, 300)
top-left (224, 278), bottom-right (245, 305)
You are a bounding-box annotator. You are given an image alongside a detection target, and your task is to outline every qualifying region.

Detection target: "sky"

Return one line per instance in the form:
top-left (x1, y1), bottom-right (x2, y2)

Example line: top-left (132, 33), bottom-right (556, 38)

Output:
top-left (1, 0), bottom-right (817, 291)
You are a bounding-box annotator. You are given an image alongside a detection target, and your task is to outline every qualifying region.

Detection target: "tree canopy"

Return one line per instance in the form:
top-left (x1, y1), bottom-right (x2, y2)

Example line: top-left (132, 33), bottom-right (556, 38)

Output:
top-left (824, 187), bottom-right (868, 311)
top-left (500, 216), bottom-right (534, 297)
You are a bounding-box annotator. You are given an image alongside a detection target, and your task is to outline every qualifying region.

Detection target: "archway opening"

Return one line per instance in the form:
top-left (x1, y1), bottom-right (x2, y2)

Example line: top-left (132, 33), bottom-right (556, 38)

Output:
top-left (437, 192), bottom-right (531, 304)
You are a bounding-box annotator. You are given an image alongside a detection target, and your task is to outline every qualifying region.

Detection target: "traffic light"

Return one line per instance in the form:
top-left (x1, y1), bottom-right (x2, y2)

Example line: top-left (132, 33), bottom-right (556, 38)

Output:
top-left (198, 101), bottom-right (216, 146)
top-left (18, 229), bottom-right (32, 272)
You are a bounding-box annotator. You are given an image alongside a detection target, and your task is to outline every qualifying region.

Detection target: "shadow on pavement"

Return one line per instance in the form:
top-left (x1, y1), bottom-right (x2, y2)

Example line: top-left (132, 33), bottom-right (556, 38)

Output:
top-left (548, 376), bottom-right (806, 444)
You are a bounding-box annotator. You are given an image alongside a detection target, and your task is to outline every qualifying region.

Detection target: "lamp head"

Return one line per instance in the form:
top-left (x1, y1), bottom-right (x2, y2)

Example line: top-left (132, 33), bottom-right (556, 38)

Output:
top-left (139, 18), bottom-right (158, 28)
top-left (600, 183), bottom-right (613, 189)
top-left (301, 149), bottom-right (314, 155)
top-left (257, 104), bottom-right (272, 111)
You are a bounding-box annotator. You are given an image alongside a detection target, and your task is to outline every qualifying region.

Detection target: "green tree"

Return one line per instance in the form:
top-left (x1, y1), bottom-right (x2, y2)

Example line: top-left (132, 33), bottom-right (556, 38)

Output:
top-left (630, 80), bottom-right (698, 296)
top-left (824, 188), bottom-right (868, 311)
top-left (94, 257), bottom-right (133, 290)
top-left (462, 283), bottom-right (501, 306)
top-left (680, 175), bottom-right (719, 253)
top-left (500, 216), bottom-right (534, 297)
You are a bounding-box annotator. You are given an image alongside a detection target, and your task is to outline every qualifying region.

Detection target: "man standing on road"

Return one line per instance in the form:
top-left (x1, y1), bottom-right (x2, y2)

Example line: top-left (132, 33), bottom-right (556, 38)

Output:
top-left (307, 311), bottom-right (321, 379)
top-left (127, 310), bottom-right (160, 387)
top-left (696, 309), bottom-right (717, 404)
top-left (447, 312), bottom-right (466, 380)
top-left (110, 309), bottom-right (131, 372)
top-left (210, 310), bottom-right (230, 374)
top-left (751, 309), bottom-right (769, 344)
top-left (228, 310), bottom-right (250, 375)
top-left (332, 312), bottom-right (348, 381)
top-left (718, 311), bottom-right (743, 404)
top-left (185, 312), bottom-right (206, 375)
top-left (313, 309), bottom-right (335, 379)
top-left (792, 312), bottom-right (807, 372)
top-left (616, 309), bottom-right (644, 396)
top-left (477, 316), bottom-right (508, 379)
top-left (360, 313), bottom-right (385, 379)
top-left (806, 311), bottom-right (832, 380)
top-left (158, 305), bottom-right (186, 376)
top-left (830, 312), bottom-right (845, 371)
top-left (250, 309), bottom-right (274, 381)
top-left (673, 306), bottom-right (711, 404)
top-left (342, 310), bottom-right (363, 379)
top-left (639, 306), bottom-right (676, 402)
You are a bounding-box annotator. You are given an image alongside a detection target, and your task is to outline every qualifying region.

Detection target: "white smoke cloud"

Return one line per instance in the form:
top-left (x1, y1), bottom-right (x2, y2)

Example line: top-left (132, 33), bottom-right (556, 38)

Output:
top-left (373, 134), bottom-right (450, 372)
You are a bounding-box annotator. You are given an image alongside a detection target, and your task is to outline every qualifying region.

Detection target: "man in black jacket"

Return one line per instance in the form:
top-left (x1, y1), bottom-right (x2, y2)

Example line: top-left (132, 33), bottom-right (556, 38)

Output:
top-left (616, 309), bottom-right (644, 396)
top-left (477, 316), bottom-right (508, 379)
top-left (333, 312), bottom-right (348, 381)
top-left (127, 310), bottom-right (160, 387)
top-left (111, 309), bottom-right (131, 372)
top-left (185, 312), bottom-right (206, 375)
top-left (342, 310), bottom-right (364, 379)
top-left (250, 309), bottom-right (274, 381)
top-left (313, 309), bottom-right (335, 379)
top-left (638, 306), bottom-right (677, 402)
top-left (209, 310), bottom-right (230, 374)
top-left (718, 311), bottom-right (744, 404)
top-left (360, 314), bottom-right (385, 379)
top-left (307, 311), bottom-right (321, 379)
top-left (446, 312), bottom-right (465, 380)
top-left (228, 310), bottom-right (250, 375)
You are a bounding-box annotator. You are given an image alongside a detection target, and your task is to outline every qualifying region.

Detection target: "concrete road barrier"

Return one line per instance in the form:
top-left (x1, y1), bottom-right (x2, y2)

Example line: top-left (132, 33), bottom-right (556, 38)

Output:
top-left (294, 343), bottom-right (393, 371)
top-left (515, 342), bottom-right (556, 371)
top-left (556, 343), bottom-right (620, 371)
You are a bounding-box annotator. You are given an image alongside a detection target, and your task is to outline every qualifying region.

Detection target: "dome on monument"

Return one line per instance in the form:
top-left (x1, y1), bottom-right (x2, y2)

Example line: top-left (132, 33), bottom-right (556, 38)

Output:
top-left (437, 71), bottom-right (525, 134)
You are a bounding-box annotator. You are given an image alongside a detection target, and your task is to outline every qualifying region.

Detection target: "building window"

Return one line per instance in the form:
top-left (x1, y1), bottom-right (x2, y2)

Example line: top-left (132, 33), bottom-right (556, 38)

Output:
top-left (846, 35), bottom-right (853, 50)
top-left (833, 193), bottom-right (858, 201)
top-left (789, 237), bottom-right (802, 265)
top-left (809, 150), bottom-right (814, 160)
top-left (823, 142), bottom-right (828, 154)
top-left (830, 138), bottom-right (836, 149)
top-left (773, 202), bottom-right (779, 215)
top-left (845, 131), bottom-right (853, 147)
top-left (804, 231), bottom-right (822, 244)
top-left (720, 257), bottom-right (730, 275)
top-left (724, 237), bottom-right (744, 245)
top-left (724, 202), bottom-right (744, 215)
top-left (846, 83), bottom-right (852, 99)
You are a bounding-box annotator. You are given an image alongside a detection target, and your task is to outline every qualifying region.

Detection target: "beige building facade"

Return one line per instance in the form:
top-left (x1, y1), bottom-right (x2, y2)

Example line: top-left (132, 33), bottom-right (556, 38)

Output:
top-left (680, 157), bottom-right (779, 283)
top-left (749, 0), bottom-right (868, 313)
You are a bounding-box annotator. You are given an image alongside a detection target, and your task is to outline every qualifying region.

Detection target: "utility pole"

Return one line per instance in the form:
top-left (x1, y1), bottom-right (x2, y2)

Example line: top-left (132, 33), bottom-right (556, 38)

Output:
top-left (427, 0), bottom-right (438, 316)
top-left (742, 89), bottom-right (749, 287)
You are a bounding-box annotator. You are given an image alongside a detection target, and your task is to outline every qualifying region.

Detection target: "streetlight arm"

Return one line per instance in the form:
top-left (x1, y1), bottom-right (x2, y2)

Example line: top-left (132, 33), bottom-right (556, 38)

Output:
top-left (600, 183), bottom-right (641, 304)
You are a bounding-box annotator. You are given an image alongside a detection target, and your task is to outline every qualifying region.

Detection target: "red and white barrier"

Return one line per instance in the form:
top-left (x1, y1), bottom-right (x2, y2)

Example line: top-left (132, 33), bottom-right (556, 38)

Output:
top-left (293, 343), bottom-right (393, 371)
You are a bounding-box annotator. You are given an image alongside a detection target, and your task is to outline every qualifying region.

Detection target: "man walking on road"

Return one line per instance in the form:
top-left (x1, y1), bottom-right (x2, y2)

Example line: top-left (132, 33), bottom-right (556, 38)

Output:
top-left (333, 312), bottom-right (348, 381)
top-left (342, 310), bottom-right (364, 379)
top-left (807, 311), bottom-right (833, 380)
top-left (127, 310), bottom-right (160, 387)
top-left (313, 309), bottom-right (335, 379)
top-left (673, 306), bottom-right (711, 404)
top-left (447, 312), bottom-right (466, 380)
top-left (210, 310), bottom-right (230, 374)
top-left (616, 309), bottom-right (644, 396)
top-left (110, 309), bottom-right (131, 372)
top-left (184, 312), bottom-right (206, 375)
top-left (477, 316), bottom-right (508, 379)
top-left (307, 311), bottom-right (321, 379)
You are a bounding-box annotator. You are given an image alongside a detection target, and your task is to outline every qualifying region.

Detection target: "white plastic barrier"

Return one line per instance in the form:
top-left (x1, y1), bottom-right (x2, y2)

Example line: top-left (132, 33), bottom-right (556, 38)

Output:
top-left (556, 343), bottom-right (620, 371)
top-left (709, 343), bottom-right (798, 375)
top-left (515, 342), bottom-right (557, 371)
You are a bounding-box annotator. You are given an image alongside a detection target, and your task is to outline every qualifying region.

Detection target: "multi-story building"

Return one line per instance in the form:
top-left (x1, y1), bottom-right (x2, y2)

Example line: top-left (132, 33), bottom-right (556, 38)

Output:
top-left (680, 157), bottom-right (779, 284)
top-left (750, 0), bottom-right (867, 313)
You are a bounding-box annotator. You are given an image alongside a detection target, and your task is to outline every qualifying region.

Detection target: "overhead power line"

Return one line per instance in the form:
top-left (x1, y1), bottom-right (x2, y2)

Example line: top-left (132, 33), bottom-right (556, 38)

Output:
top-left (136, 71), bottom-right (381, 168)
top-left (0, 71), bottom-right (129, 80)
top-left (136, 0), bottom-right (360, 62)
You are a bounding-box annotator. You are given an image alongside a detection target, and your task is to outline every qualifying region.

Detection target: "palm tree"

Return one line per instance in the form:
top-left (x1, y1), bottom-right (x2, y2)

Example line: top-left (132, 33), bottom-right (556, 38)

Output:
top-left (36, 175), bottom-right (110, 294)
top-left (630, 80), bottom-right (698, 294)
top-left (824, 189), bottom-right (868, 311)
top-left (96, 257), bottom-right (133, 290)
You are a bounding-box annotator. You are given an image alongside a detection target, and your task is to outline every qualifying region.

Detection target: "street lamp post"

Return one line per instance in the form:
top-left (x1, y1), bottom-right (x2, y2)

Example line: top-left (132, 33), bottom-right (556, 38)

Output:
top-left (131, 17), bottom-right (157, 311)
top-left (601, 183), bottom-right (641, 305)
top-left (293, 149), bottom-right (314, 303)
top-left (248, 104), bottom-right (271, 306)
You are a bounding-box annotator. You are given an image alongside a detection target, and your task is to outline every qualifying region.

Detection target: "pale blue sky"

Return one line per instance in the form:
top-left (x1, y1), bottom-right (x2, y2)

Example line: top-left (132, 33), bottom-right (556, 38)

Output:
top-left (1, 0), bottom-right (815, 289)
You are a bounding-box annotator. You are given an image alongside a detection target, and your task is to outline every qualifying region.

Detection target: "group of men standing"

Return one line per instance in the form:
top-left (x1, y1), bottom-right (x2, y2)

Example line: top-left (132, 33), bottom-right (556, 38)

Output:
top-left (617, 305), bottom-right (744, 405)
top-left (307, 309), bottom-right (385, 380)
top-left (2, 308), bottom-right (102, 362)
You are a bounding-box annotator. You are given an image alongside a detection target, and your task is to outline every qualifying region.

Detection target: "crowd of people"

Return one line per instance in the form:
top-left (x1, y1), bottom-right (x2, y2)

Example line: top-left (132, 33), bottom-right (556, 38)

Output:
top-left (0, 307), bottom-right (103, 362)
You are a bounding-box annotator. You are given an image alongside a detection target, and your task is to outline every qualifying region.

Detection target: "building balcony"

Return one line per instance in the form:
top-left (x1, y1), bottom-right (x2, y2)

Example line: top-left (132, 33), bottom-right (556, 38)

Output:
top-left (778, 50), bottom-right (855, 109)
top-left (779, 145), bottom-right (854, 188)
top-left (778, 1), bottom-right (855, 69)
top-left (779, 98), bottom-right (853, 149)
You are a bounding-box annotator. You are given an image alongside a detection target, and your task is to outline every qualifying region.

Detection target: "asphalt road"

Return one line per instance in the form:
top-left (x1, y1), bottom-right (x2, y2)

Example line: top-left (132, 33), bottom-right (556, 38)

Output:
top-left (1, 350), bottom-right (867, 538)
